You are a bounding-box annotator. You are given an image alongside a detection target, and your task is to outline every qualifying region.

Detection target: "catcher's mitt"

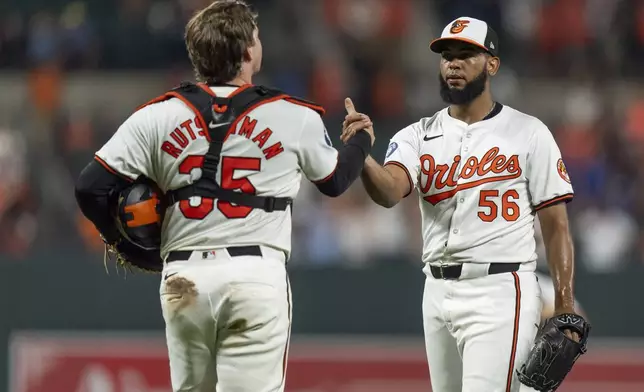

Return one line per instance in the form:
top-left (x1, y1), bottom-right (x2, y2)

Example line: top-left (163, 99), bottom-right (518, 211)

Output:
top-left (104, 180), bottom-right (164, 274)
top-left (517, 313), bottom-right (590, 391)
top-left (104, 237), bottom-right (163, 274)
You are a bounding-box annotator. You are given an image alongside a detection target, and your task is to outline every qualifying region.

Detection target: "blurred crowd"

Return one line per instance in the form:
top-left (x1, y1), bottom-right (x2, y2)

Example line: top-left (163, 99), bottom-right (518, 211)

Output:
top-left (1, 0), bottom-right (644, 274)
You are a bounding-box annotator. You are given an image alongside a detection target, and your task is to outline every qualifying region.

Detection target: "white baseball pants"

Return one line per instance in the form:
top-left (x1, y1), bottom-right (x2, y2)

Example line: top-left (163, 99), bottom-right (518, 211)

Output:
top-left (422, 263), bottom-right (542, 392)
top-left (159, 246), bottom-right (291, 392)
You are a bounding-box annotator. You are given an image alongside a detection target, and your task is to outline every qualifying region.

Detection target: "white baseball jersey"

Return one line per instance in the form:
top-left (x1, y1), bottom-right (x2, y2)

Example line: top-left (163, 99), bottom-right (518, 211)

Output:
top-left (384, 104), bottom-right (573, 264)
top-left (95, 85), bottom-right (338, 259)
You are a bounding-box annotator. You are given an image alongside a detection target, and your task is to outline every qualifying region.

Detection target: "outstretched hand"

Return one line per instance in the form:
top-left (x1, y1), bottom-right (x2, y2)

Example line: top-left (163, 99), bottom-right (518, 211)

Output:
top-left (340, 97), bottom-right (375, 146)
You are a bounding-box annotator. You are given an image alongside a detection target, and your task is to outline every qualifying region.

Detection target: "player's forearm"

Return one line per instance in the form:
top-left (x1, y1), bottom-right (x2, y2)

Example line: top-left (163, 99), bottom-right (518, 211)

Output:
top-left (360, 157), bottom-right (402, 208)
top-left (542, 221), bottom-right (575, 311)
top-left (315, 131), bottom-right (371, 197)
top-left (75, 160), bottom-right (130, 243)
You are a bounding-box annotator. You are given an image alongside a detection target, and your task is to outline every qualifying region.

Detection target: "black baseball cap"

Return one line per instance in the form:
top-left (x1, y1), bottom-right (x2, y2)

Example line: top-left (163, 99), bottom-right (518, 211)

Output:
top-left (429, 17), bottom-right (499, 57)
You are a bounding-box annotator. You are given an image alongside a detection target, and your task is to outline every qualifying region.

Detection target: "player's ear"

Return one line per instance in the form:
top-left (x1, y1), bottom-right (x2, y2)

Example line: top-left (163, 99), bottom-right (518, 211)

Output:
top-left (487, 56), bottom-right (500, 76)
top-left (243, 47), bottom-right (252, 62)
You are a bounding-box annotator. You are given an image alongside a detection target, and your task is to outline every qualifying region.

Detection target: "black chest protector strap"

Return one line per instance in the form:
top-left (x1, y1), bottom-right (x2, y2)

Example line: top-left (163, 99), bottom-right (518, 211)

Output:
top-left (165, 82), bottom-right (293, 213)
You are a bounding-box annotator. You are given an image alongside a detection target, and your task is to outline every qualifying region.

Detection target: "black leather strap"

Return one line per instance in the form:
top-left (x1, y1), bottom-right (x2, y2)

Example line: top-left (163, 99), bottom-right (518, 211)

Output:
top-left (430, 262), bottom-right (520, 279)
top-left (488, 262), bottom-right (520, 275)
top-left (167, 186), bottom-right (292, 212)
top-left (197, 85), bottom-right (282, 181)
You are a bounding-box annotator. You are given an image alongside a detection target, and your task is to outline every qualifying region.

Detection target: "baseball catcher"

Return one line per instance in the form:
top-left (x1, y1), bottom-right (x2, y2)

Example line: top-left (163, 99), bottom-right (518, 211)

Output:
top-left (76, 172), bottom-right (164, 274)
top-left (73, 1), bottom-right (376, 389)
top-left (517, 313), bottom-right (591, 391)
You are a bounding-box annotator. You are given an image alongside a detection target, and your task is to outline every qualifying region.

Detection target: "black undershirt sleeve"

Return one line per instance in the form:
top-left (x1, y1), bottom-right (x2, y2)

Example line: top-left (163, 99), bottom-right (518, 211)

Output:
top-left (315, 131), bottom-right (372, 197)
top-left (75, 159), bottom-right (131, 243)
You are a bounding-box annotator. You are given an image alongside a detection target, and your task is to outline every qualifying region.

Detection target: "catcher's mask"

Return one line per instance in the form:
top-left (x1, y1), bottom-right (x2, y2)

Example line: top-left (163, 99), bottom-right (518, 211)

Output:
top-left (116, 181), bottom-right (163, 251)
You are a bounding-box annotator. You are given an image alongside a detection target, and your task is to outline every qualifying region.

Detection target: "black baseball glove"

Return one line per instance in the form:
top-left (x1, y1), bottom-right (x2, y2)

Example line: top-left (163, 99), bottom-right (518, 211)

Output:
top-left (103, 235), bottom-right (163, 274)
top-left (517, 313), bottom-right (590, 391)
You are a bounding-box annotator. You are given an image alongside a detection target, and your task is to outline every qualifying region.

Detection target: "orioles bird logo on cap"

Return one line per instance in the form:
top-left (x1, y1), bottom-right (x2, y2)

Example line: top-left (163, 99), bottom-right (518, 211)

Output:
top-left (450, 19), bottom-right (470, 34)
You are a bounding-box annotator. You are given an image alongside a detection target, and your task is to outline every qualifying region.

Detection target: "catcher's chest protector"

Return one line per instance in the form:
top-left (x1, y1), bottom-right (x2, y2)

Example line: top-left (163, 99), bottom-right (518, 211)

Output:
top-left (143, 82), bottom-right (320, 213)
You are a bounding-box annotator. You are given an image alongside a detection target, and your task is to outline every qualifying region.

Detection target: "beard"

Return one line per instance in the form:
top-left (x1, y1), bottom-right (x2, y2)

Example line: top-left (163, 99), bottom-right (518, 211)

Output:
top-left (439, 69), bottom-right (488, 105)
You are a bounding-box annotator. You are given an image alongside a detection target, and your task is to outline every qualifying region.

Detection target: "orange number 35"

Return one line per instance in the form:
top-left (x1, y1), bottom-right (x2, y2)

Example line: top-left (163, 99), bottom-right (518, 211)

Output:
top-left (478, 190), bottom-right (519, 222)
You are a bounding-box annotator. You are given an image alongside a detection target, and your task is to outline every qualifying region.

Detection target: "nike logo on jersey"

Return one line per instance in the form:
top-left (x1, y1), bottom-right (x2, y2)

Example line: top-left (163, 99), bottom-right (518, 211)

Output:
top-left (419, 147), bottom-right (522, 205)
top-left (423, 135), bottom-right (442, 142)
top-left (164, 272), bottom-right (178, 281)
top-left (209, 121), bottom-right (232, 129)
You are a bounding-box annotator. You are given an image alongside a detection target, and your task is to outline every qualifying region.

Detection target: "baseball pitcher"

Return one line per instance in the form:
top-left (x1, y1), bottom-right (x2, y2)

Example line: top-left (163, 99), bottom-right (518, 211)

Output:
top-left (342, 17), bottom-right (589, 392)
top-left (75, 1), bottom-right (374, 391)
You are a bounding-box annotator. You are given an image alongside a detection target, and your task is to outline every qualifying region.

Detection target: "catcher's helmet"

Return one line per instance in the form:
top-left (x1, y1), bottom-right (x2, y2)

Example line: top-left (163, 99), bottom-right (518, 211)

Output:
top-left (115, 181), bottom-right (164, 251)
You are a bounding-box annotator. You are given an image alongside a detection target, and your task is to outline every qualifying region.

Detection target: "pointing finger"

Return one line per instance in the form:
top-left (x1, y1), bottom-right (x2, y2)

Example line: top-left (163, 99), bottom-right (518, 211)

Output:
top-left (345, 97), bottom-right (356, 114)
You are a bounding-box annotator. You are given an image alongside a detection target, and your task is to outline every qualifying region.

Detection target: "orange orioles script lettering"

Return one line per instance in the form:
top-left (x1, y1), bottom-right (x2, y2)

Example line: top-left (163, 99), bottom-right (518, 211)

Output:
top-left (420, 147), bottom-right (522, 205)
top-left (160, 115), bottom-right (284, 160)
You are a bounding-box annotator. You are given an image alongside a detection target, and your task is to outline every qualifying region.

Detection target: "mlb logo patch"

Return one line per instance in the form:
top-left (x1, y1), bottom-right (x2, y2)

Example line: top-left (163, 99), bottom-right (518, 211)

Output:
top-left (201, 251), bottom-right (216, 259)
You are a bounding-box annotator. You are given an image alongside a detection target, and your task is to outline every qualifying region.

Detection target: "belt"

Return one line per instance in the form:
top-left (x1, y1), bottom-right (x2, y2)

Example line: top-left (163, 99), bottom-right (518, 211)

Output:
top-left (166, 245), bottom-right (262, 263)
top-left (430, 262), bottom-right (520, 280)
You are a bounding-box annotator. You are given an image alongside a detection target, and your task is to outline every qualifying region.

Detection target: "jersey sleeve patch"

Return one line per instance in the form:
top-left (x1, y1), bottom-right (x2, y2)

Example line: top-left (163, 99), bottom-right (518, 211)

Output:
top-left (386, 142), bottom-right (399, 158)
top-left (557, 158), bottom-right (571, 184)
top-left (323, 127), bottom-right (333, 147)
